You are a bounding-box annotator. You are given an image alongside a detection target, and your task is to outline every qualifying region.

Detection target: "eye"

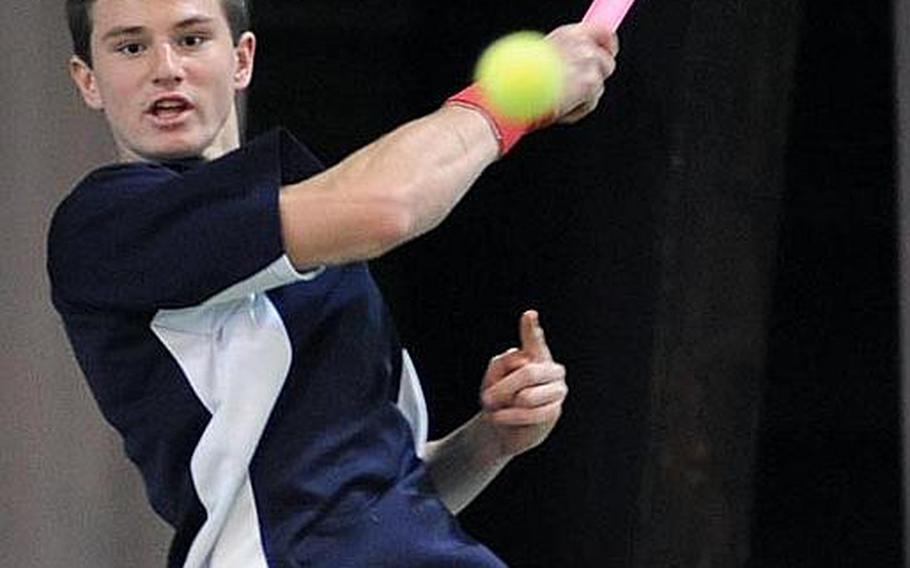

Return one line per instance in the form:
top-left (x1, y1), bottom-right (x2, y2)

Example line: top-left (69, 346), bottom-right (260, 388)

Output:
top-left (180, 34), bottom-right (209, 48)
top-left (117, 42), bottom-right (146, 56)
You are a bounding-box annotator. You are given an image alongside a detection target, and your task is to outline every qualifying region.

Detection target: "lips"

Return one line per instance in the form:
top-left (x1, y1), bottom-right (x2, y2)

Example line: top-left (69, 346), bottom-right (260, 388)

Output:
top-left (146, 94), bottom-right (195, 126)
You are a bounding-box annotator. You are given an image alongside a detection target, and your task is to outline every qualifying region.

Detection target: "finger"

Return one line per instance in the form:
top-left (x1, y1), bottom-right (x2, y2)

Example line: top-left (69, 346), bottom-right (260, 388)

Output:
top-left (519, 310), bottom-right (553, 361)
top-left (481, 362), bottom-right (565, 409)
top-left (483, 348), bottom-right (530, 387)
top-left (558, 85), bottom-right (605, 124)
top-left (595, 48), bottom-right (617, 80)
top-left (510, 381), bottom-right (569, 409)
top-left (577, 26), bottom-right (619, 61)
top-left (488, 400), bottom-right (563, 427)
top-left (603, 32), bottom-right (620, 58)
top-left (549, 26), bottom-right (613, 72)
top-left (569, 44), bottom-right (615, 84)
top-left (577, 22), bottom-right (619, 57)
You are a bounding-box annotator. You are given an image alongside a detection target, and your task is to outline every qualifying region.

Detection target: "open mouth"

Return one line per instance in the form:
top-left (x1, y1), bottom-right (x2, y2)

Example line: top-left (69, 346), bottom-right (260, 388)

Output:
top-left (147, 96), bottom-right (194, 125)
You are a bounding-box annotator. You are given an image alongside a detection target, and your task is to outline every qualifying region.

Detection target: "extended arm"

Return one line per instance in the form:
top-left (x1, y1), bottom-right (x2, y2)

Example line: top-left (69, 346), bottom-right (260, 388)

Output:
top-left (279, 23), bottom-right (619, 269)
top-left (280, 106), bottom-right (498, 267)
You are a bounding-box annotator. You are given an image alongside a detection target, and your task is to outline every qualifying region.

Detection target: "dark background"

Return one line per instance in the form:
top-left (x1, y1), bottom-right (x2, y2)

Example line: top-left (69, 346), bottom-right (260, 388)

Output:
top-left (247, 1), bottom-right (902, 565)
top-left (750, 1), bottom-right (902, 565)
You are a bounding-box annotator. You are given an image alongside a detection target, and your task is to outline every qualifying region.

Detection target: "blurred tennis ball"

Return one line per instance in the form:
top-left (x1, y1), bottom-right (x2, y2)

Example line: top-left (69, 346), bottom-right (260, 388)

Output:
top-left (474, 31), bottom-right (564, 123)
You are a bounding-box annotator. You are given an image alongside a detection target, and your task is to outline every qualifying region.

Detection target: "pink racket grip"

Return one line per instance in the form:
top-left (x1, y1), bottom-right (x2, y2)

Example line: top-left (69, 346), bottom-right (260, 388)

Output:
top-left (582, 0), bottom-right (637, 32)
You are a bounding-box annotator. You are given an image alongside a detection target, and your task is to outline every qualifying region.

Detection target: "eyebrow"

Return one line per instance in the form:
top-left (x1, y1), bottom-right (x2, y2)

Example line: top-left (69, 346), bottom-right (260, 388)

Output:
top-left (100, 16), bottom-right (217, 43)
top-left (100, 25), bottom-right (145, 43)
top-left (174, 16), bottom-right (217, 30)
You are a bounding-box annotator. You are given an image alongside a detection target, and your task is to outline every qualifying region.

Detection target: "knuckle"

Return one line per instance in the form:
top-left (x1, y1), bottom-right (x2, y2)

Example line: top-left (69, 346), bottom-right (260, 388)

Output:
top-left (516, 362), bottom-right (534, 378)
top-left (492, 347), bottom-right (517, 362)
top-left (530, 363), bottom-right (549, 383)
top-left (516, 391), bottom-right (533, 407)
top-left (547, 403), bottom-right (563, 421)
top-left (543, 362), bottom-right (563, 380)
top-left (605, 57), bottom-right (617, 77)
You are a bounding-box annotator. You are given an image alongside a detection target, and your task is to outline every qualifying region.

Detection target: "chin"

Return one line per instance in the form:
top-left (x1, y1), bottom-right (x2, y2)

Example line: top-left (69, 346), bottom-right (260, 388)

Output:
top-left (123, 136), bottom-right (210, 162)
top-left (151, 146), bottom-right (206, 160)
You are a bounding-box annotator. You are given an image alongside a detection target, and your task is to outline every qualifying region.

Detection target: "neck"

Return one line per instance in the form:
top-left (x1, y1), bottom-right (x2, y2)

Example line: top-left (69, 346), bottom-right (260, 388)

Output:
top-left (202, 105), bottom-right (243, 160)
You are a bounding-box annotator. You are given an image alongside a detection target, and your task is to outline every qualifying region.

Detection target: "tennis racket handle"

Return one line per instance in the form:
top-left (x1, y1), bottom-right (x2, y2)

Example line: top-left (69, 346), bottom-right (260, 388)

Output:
top-left (582, 0), bottom-right (637, 32)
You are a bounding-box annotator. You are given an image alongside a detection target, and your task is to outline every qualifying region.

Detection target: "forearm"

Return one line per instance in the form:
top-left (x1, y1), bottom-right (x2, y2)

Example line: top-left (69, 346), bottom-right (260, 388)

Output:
top-left (423, 413), bottom-right (511, 515)
top-left (279, 105), bottom-right (499, 267)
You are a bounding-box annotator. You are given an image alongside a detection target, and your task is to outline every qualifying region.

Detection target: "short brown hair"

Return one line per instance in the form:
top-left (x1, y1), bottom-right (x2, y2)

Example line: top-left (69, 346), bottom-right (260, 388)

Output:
top-left (66, 0), bottom-right (251, 66)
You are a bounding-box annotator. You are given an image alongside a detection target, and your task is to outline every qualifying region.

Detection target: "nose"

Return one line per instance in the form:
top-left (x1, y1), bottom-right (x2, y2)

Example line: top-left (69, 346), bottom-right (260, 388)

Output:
top-left (151, 43), bottom-right (184, 86)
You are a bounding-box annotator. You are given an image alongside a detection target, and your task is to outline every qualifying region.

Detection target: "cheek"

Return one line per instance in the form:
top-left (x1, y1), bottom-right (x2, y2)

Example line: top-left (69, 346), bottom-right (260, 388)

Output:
top-left (195, 60), bottom-right (238, 107)
top-left (95, 69), bottom-right (141, 115)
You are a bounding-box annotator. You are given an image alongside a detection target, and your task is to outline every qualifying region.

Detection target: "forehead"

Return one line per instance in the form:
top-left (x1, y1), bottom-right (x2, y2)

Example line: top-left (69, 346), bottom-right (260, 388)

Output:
top-left (90, 0), bottom-right (230, 34)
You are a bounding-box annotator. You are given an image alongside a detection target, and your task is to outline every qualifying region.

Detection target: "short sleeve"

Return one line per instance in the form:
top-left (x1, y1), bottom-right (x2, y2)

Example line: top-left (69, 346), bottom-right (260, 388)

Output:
top-left (48, 129), bottom-right (323, 312)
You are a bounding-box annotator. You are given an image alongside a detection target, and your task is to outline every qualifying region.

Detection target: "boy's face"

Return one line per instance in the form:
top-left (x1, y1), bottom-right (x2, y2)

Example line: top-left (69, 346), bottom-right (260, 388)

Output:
top-left (70, 0), bottom-right (255, 161)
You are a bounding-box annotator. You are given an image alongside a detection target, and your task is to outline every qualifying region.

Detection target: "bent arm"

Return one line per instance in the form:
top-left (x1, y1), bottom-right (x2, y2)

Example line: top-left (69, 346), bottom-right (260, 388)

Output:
top-left (423, 311), bottom-right (568, 514)
top-left (423, 413), bottom-right (511, 515)
top-left (279, 106), bottom-right (499, 268)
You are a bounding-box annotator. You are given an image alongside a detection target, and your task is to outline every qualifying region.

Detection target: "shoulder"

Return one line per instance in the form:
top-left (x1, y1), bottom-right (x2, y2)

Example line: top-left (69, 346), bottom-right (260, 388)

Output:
top-left (78, 161), bottom-right (179, 195)
top-left (62, 161), bottom-right (177, 207)
top-left (49, 162), bottom-right (175, 237)
top-left (49, 127), bottom-right (321, 234)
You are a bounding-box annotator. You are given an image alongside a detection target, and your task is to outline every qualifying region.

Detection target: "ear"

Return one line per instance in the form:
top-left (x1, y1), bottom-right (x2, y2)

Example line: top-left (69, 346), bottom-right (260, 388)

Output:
top-left (233, 31), bottom-right (256, 90)
top-left (69, 55), bottom-right (104, 110)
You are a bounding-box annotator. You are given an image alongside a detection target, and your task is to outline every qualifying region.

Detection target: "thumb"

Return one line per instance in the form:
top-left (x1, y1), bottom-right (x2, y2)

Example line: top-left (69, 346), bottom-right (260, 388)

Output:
top-left (519, 310), bottom-right (553, 362)
top-left (578, 21), bottom-right (619, 56)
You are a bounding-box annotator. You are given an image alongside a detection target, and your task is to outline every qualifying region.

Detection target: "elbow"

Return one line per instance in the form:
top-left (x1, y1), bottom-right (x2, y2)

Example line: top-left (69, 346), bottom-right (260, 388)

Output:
top-left (280, 178), bottom-right (439, 264)
top-left (378, 175), bottom-right (453, 246)
top-left (368, 172), bottom-right (452, 252)
top-left (369, 196), bottom-right (419, 253)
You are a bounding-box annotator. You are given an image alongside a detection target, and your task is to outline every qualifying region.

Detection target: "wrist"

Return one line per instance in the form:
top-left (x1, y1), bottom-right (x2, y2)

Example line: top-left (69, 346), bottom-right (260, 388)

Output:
top-left (445, 83), bottom-right (545, 156)
top-left (469, 412), bottom-right (516, 468)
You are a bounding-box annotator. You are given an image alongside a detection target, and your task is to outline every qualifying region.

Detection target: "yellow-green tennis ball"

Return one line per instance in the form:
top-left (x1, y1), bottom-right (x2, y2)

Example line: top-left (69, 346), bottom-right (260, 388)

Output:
top-left (475, 31), bottom-right (564, 123)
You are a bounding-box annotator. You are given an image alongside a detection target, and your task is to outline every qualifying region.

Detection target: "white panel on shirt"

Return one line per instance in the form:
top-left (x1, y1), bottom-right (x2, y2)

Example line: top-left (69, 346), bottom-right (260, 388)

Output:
top-left (150, 256), bottom-right (428, 567)
top-left (398, 350), bottom-right (429, 459)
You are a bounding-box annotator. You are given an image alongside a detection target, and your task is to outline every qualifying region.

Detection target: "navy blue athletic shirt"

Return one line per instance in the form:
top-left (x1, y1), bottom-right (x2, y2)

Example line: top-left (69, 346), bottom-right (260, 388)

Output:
top-left (47, 129), bottom-right (506, 567)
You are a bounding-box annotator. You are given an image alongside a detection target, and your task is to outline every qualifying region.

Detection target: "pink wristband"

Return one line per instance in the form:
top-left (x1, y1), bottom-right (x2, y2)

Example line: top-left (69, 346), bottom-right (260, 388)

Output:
top-left (446, 83), bottom-right (536, 156)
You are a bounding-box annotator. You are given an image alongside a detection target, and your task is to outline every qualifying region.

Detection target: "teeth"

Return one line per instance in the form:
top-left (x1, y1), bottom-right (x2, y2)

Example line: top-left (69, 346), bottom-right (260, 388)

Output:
top-left (153, 100), bottom-right (187, 112)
